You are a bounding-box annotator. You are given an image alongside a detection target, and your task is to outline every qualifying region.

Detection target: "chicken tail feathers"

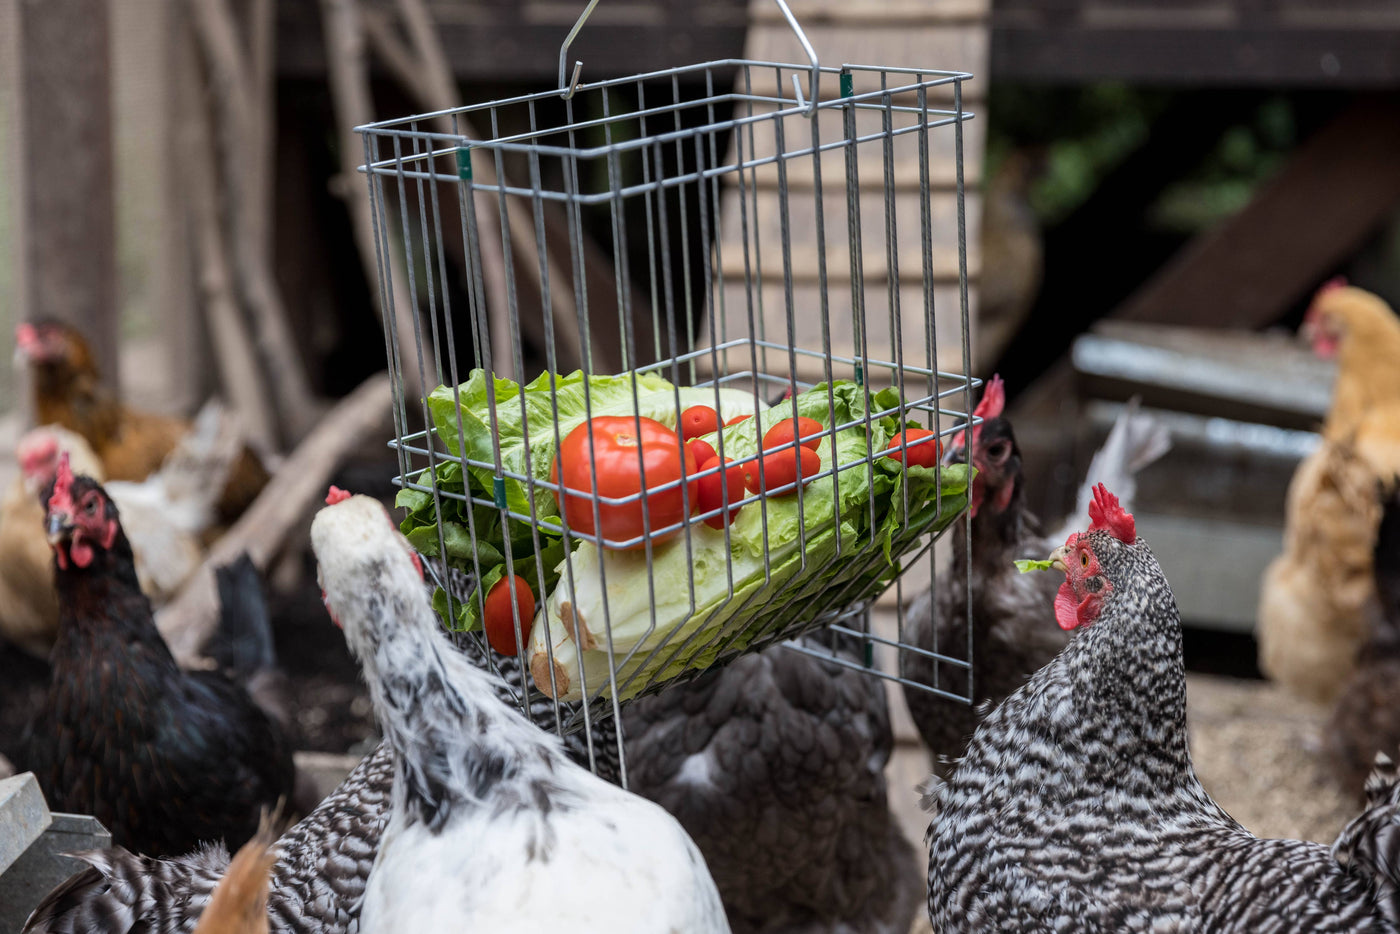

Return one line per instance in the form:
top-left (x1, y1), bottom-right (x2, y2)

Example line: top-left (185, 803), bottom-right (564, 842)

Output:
top-left (1049, 398), bottom-right (1171, 544)
top-left (1332, 752), bottom-right (1400, 924)
top-left (206, 554), bottom-right (276, 681)
top-left (21, 845), bottom-right (227, 934)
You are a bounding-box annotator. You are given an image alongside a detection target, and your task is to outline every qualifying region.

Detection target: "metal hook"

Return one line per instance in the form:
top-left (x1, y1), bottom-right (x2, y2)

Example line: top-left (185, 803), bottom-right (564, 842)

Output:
top-left (557, 0), bottom-right (819, 115)
top-left (558, 0), bottom-right (602, 99)
top-left (773, 0), bottom-right (820, 117)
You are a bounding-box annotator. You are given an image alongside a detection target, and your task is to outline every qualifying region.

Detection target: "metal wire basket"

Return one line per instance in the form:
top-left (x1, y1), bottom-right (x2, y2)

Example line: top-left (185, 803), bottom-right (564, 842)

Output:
top-left (358, 0), bottom-right (979, 775)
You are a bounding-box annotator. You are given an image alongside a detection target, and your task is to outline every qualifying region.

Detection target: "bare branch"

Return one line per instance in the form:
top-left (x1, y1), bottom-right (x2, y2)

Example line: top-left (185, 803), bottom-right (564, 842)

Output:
top-left (188, 0), bottom-right (320, 444)
top-left (156, 372), bottom-right (393, 664)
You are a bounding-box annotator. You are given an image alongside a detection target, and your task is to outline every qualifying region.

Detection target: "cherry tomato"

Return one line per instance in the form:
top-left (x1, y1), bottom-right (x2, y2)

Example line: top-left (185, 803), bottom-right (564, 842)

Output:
top-left (763, 416), bottom-right (825, 453)
top-left (695, 456), bottom-right (746, 529)
top-left (680, 405), bottom-right (720, 441)
top-left (724, 414), bottom-right (752, 427)
top-left (744, 446), bottom-right (821, 494)
top-left (886, 429), bottom-right (942, 469)
top-left (483, 575), bottom-right (535, 656)
top-left (552, 415), bottom-right (698, 548)
top-left (688, 438), bottom-right (717, 468)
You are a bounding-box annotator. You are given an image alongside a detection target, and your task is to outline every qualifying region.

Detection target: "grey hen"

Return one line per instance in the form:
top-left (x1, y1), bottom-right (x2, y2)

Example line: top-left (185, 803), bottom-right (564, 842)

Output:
top-left (903, 377), bottom-right (1168, 775)
top-left (623, 633), bottom-right (922, 934)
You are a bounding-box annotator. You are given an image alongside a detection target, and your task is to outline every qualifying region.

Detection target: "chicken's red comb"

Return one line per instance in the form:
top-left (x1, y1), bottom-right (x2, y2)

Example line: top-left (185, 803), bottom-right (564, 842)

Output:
top-left (1087, 483), bottom-right (1135, 544)
top-left (18, 431), bottom-right (58, 479)
top-left (1318, 275), bottom-right (1348, 298)
top-left (15, 322), bottom-right (37, 351)
top-left (970, 374), bottom-right (1005, 447)
top-left (325, 485), bottom-right (352, 506)
top-left (48, 452), bottom-right (75, 515)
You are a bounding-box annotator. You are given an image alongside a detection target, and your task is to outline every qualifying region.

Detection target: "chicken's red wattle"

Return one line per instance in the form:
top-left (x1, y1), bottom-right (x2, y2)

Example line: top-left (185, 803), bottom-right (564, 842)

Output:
top-left (1054, 580), bottom-right (1080, 631)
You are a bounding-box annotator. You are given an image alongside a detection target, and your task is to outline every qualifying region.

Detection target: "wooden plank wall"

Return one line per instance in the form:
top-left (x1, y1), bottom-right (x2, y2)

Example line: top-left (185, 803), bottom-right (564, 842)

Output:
top-left (712, 0), bottom-right (989, 385)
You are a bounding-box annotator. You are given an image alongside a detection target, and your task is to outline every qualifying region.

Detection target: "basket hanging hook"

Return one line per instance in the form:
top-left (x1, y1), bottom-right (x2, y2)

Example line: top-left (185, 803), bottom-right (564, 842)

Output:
top-left (773, 0), bottom-right (820, 117)
top-left (557, 0), bottom-right (601, 100)
top-left (557, 0), bottom-right (820, 115)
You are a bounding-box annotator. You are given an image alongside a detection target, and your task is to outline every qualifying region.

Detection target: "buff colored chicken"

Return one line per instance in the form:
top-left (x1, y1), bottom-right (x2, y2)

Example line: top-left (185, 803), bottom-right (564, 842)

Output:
top-left (1257, 280), bottom-right (1400, 703)
top-left (0, 427), bottom-right (104, 655)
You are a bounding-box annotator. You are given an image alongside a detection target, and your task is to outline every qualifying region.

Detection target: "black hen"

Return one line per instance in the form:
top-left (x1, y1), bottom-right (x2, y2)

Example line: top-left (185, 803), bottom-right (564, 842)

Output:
top-left (1326, 481), bottom-right (1400, 801)
top-left (24, 455), bottom-right (295, 857)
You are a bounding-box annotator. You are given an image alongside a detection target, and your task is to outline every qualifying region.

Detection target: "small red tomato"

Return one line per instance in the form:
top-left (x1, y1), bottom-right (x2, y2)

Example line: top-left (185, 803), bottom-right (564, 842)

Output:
top-left (887, 429), bottom-right (942, 469)
top-left (483, 575), bottom-right (535, 656)
top-left (763, 416), bottom-right (825, 453)
top-left (745, 446), bottom-right (821, 494)
top-left (688, 438), bottom-right (717, 468)
top-left (680, 405), bottom-right (720, 441)
top-left (695, 456), bottom-right (746, 529)
top-left (725, 414), bottom-right (752, 427)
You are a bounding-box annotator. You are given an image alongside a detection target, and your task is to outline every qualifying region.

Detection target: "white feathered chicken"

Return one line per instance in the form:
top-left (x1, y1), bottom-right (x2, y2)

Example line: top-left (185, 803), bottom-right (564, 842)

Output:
top-left (311, 492), bottom-right (730, 934)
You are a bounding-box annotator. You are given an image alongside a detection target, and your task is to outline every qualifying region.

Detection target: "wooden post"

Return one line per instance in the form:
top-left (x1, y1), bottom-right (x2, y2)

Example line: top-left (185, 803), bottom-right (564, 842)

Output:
top-left (17, 0), bottom-right (121, 386)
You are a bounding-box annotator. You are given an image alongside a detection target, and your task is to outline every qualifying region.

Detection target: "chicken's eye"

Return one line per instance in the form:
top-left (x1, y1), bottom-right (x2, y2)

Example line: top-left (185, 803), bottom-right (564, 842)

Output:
top-left (985, 441), bottom-right (1010, 463)
top-left (82, 496), bottom-right (98, 517)
top-left (1080, 552), bottom-right (1089, 568)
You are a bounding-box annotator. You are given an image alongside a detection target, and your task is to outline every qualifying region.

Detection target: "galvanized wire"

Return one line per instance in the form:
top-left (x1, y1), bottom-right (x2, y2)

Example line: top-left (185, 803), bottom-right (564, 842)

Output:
top-left (359, 58), bottom-right (979, 778)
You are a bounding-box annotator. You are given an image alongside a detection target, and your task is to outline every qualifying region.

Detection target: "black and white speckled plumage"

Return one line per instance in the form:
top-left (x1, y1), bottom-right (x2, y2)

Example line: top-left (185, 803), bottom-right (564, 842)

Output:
top-left (623, 634), bottom-right (922, 933)
top-left (904, 400), bottom-right (1168, 775)
top-left (21, 591), bottom-right (621, 933)
top-left (926, 524), bottom-right (1400, 932)
top-left (23, 741), bottom-right (393, 934)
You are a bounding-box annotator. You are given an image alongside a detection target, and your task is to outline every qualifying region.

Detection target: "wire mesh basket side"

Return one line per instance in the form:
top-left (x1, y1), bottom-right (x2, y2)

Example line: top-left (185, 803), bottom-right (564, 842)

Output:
top-left (358, 58), bottom-right (979, 756)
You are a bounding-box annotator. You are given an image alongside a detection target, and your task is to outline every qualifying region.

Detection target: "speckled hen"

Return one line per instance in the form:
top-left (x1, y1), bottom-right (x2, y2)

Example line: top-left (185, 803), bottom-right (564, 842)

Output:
top-left (926, 485), bottom-right (1400, 932)
top-left (312, 493), bottom-right (729, 934)
top-left (903, 377), bottom-right (1168, 774)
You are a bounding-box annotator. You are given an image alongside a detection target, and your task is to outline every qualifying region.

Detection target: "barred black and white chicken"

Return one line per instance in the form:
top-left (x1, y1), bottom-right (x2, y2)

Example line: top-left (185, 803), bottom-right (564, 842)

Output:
top-left (902, 376), bottom-right (1169, 773)
top-left (926, 485), bottom-right (1400, 931)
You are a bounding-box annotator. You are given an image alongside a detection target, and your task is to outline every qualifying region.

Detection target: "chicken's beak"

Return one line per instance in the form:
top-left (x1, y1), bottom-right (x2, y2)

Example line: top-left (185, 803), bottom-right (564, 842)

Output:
top-left (1048, 544), bottom-right (1068, 573)
top-left (45, 511), bottom-right (72, 546)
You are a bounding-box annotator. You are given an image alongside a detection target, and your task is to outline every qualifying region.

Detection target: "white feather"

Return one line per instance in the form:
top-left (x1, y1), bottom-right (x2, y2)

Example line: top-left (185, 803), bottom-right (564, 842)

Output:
top-left (311, 496), bottom-right (730, 934)
top-left (1047, 397), bottom-right (1172, 545)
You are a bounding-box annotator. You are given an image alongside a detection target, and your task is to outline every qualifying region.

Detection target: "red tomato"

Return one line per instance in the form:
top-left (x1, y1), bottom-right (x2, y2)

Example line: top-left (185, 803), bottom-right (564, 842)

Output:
top-left (744, 446), bottom-right (821, 494)
top-left (724, 414), bottom-right (752, 427)
top-left (688, 438), bottom-right (717, 468)
top-left (763, 416), bottom-right (825, 453)
top-left (680, 405), bottom-right (720, 440)
top-left (483, 575), bottom-right (535, 656)
top-left (695, 456), bottom-right (746, 529)
top-left (886, 429), bottom-right (942, 469)
top-left (552, 415), bottom-right (698, 548)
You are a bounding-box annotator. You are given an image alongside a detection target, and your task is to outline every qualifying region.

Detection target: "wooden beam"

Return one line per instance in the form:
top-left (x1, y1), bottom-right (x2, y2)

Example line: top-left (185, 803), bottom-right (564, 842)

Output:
top-left (17, 0), bottom-right (120, 385)
top-left (992, 26), bottom-right (1400, 86)
top-left (276, 7), bottom-right (749, 81)
top-left (1115, 96), bottom-right (1400, 330)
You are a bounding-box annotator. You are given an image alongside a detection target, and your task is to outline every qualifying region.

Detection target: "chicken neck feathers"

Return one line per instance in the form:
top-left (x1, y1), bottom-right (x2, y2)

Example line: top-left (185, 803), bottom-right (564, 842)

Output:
top-left (928, 533), bottom-right (1400, 932)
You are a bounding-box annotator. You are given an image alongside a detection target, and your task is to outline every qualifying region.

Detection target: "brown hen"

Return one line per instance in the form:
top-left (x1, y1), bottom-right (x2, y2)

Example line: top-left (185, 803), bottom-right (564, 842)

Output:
top-left (15, 319), bottom-right (269, 526)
